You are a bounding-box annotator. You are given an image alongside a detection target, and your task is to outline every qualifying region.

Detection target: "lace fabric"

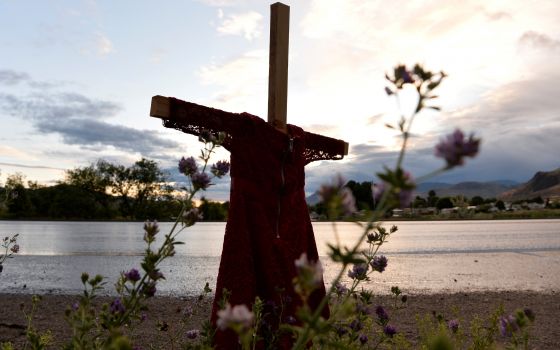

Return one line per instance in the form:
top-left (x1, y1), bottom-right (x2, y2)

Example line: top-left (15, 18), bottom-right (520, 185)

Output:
top-left (161, 97), bottom-right (346, 349)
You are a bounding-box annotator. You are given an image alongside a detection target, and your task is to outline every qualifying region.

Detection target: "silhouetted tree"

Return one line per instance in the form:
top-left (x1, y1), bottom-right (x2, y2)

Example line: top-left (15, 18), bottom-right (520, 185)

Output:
top-left (346, 180), bottom-right (374, 210)
top-left (413, 195), bottom-right (427, 208)
top-left (469, 196), bottom-right (484, 206)
top-left (4, 173), bottom-right (33, 217)
top-left (199, 197), bottom-right (229, 221)
top-left (495, 200), bottom-right (506, 211)
top-left (427, 190), bottom-right (439, 207)
top-left (436, 197), bottom-right (454, 210)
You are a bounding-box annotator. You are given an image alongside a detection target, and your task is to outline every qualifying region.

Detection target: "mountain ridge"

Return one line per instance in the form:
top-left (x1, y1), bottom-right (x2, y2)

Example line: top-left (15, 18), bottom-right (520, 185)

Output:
top-left (306, 168), bottom-right (560, 204)
top-left (499, 168), bottom-right (560, 201)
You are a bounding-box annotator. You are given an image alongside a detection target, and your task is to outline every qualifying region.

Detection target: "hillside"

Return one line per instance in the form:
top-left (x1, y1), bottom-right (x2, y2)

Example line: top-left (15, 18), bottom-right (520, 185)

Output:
top-left (306, 180), bottom-right (519, 205)
top-left (416, 181), bottom-right (517, 198)
top-left (499, 168), bottom-right (560, 201)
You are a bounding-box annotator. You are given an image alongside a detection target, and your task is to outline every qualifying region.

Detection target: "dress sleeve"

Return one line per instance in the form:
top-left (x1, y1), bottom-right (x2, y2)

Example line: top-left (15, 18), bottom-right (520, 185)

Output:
top-left (303, 131), bottom-right (347, 164)
top-left (160, 97), bottom-right (250, 149)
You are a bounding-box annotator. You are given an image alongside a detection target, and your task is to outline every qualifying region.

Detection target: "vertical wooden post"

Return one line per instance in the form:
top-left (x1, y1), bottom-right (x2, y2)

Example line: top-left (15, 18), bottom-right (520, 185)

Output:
top-left (268, 2), bottom-right (290, 132)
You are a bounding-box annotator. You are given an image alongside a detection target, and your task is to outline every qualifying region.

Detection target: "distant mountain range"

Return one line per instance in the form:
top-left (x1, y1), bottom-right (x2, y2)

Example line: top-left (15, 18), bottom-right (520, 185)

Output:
top-left (499, 168), bottom-right (560, 201)
top-left (415, 180), bottom-right (519, 199)
top-left (306, 168), bottom-right (560, 204)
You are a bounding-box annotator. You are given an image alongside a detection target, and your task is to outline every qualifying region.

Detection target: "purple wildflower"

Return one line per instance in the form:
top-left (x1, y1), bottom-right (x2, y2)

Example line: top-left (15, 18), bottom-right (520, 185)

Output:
top-left (367, 232), bottom-right (380, 243)
top-left (182, 305), bottom-right (194, 317)
top-left (110, 298), bottom-right (125, 314)
top-left (318, 175), bottom-right (357, 216)
top-left (402, 69), bottom-right (414, 84)
top-left (448, 319), bottom-right (459, 333)
top-left (349, 319), bottom-right (363, 332)
top-left (140, 312), bottom-right (147, 322)
top-left (142, 282), bottom-right (157, 297)
top-left (372, 172), bottom-right (415, 208)
top-left (371, 255), bottom-right (388, 273)
top-left (178, 156), bottom-right (198, 176)
top-left (211, 160), bottom-right (230, 178)
top-left (10, 244), bottom-right (19, 254)
top-left (186, 329), bottom-right (200, 339)
top-left (375, 305), bottom-right (389, 323)
top-left (335, 282), bottom-right (348, 295)
top-left (435, 129), bottom-right (480, 168)
top-left (191, 172), bottom-right (211, 190)
top-left (359, 334), bottom-right (368, 345)
top-left (124, 268), bottom-right (141, 282)
top-left (216, 303), bottom-right (254, 330)
top-left (347, 263), bottom-right (368, 280)
top-left (499, 315), bottom-right (519, 337)
top-left (72, 302), bottom-right (79, 311)
top-left (183, 207), bottom-right (203, 227)
top-left (335, 325), bottom-right (348, 336)
top-left (355, 303), bottom-right (371, 315)
top-left (383, 325), bottom-right (397, 337)
top-left (294, 253), bottom-right (324, 286)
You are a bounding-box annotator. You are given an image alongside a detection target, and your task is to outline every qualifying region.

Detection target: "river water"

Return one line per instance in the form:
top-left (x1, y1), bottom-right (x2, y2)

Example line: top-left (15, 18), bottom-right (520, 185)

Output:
top-left (1, 220), bottom-right (559, 295)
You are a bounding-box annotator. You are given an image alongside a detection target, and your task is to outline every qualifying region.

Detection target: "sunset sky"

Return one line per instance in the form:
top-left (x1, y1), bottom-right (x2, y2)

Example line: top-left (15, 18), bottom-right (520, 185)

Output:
top-left (1, 0), bottom-right (559, 199)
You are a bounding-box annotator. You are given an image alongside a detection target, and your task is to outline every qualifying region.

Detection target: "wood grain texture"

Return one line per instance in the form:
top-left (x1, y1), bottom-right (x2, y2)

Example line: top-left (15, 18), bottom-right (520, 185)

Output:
top-left (267, 2), bottom-right (290, 132)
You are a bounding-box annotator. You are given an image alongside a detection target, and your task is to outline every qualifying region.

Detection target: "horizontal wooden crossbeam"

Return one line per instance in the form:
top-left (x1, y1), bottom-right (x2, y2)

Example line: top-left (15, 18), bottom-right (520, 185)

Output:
top-left (150, 95), bottom-right (171, 118)
top-left (149, 95), bottom-right (348, 155)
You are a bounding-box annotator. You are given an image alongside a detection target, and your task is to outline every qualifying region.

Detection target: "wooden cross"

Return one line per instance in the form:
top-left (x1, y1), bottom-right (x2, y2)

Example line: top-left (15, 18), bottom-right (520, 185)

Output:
top-left (150, 2), bottom-right (349, 155)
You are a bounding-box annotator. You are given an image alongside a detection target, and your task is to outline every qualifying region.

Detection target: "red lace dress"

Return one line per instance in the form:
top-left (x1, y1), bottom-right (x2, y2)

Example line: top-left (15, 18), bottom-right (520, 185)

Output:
top-left (162, 98), bottom-right (346, 348)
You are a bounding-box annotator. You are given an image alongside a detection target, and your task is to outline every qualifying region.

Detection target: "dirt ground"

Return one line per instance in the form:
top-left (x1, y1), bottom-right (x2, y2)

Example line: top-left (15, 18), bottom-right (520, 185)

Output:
top-left (1, 291), bottom-right (558, 349)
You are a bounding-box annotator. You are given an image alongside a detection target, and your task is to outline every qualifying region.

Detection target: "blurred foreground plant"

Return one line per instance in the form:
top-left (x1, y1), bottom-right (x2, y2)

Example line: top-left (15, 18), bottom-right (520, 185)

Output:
top-left (0, 233), bottom-right (20, 275)
top-left (61, 132), bottom-right (230, 349)
top-left (0, 131), bottom-right (229, 350)
top-left (3, 65), bottom-right (536, 350)
top-left (219, 64), bottom-right (533, 350)
top-left (286, 64), bottom-right (480, 350)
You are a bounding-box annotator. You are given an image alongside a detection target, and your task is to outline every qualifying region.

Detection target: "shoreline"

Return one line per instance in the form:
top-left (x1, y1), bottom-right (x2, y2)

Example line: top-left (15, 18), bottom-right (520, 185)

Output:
top-left (1, 291), bottom-right (559, 349)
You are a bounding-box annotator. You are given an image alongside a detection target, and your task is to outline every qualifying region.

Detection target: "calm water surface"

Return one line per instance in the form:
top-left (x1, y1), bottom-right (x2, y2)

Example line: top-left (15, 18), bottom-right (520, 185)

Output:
top-left (1, 220), bottom-right (559, 295)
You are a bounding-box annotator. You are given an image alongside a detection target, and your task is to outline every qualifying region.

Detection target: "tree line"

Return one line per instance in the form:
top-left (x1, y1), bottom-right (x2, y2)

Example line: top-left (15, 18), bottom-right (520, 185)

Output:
top-left (2, 167), bottom-right (552, 221)
top-left (307, 180), bottom-right (553, 219)
top-left (0, 159), bottom-right (229, 221)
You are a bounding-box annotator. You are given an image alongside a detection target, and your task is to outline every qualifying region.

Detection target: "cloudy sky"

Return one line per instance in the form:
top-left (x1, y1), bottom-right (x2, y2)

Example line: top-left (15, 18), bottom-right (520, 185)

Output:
top-left (1, 0), bottom-right (559, 200)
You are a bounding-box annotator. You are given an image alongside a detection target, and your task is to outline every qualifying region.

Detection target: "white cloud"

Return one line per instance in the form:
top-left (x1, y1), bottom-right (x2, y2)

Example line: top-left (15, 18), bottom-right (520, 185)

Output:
top-left (0, 145), bottom-right (37, 161)
top-left (197, 49), bottom-right (268, 112)
top-left (518, 31), bottom-right (560, 51)
top-left (216, 11), bottom-right (263, 40)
